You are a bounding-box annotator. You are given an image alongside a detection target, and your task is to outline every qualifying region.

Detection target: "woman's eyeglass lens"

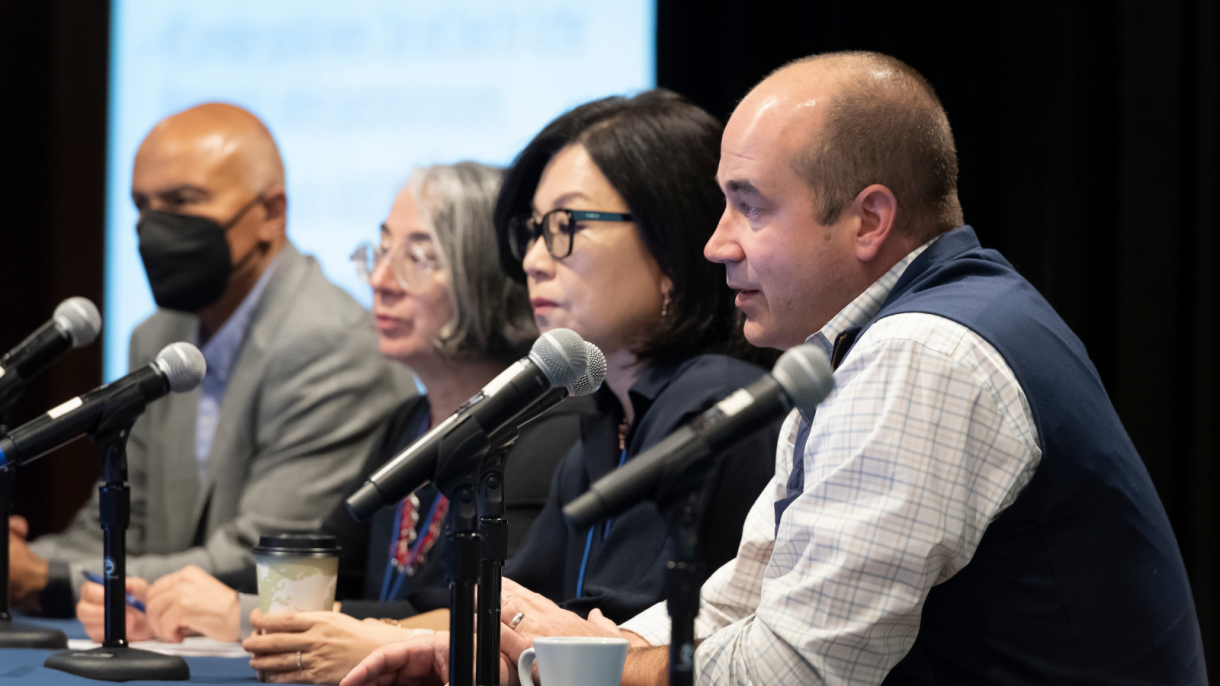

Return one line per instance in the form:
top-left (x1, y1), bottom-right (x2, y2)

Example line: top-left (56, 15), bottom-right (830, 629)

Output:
top-left (350, 239), bottom-right (439, 291)
top-left (509, 209), bottom-right (633, 261)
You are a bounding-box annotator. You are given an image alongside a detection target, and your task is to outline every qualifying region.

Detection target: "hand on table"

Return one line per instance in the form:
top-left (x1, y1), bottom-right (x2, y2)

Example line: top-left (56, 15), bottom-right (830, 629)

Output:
top-left (8, 515), bottom-right (49, 611)
top-left (498, 576), bottom-right (623, 647)
top-left (500, 583), bottom-right (667, 686)
top-left (245, 609), bottom-right (418, 684)
top-left (146, 565), bottom-right (240, 643)
top-left (77, 578), bottom-right (153, 642)
top-left (496, 577), bottom-right (627, 684)
top-left (338, 631), bottom-right (452, 686)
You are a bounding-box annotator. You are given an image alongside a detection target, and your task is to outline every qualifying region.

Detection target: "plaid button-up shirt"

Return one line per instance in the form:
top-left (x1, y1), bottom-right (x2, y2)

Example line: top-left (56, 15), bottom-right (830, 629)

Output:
top-left (620, 239), bottom-right (1042, 685)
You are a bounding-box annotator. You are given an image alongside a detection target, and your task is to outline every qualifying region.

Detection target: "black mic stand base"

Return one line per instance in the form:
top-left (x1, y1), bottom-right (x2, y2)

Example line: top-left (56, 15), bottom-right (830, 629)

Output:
top-left (0, 619), bottom-right (67, 649)
top-left (44, 646), bottom-right (189, 681)
top-left (44, 399), bottom-right (188, 681)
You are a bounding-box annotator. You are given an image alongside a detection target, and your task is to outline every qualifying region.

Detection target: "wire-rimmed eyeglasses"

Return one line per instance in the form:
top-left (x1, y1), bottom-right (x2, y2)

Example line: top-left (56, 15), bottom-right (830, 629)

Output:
top-left (350, 233), bottom-right (441, 292)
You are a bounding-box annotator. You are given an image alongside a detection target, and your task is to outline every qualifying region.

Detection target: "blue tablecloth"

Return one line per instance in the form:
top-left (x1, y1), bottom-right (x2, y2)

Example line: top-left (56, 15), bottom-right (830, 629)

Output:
top-left (1, 616), bottom-right (313, 685)
top-left (9, 614), bottom-right (89, 640)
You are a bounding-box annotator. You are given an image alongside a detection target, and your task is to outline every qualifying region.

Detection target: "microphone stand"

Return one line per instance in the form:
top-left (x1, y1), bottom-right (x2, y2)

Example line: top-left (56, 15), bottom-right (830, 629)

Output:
top-left (658, 490), bottom-right (707, 686)
top-left (44, 386), bottom-right (188, 681)
top-left (475, 443), bottom-right (513, 686)
top-left (443, 486), bottom-right (480, 686)
top-left (654, 468), bottom-right (721, 686)
top-left (432, 416), bottom-right (493, 686)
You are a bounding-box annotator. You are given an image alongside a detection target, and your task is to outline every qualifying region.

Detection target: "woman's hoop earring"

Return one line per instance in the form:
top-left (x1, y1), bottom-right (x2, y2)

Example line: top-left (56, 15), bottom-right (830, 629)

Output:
top-left (661, 291), bottom-right (672, 318)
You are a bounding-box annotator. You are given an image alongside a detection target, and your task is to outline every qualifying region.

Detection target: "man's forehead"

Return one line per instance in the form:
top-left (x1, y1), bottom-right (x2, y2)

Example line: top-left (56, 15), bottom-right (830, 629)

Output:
top-left (720, 103), bottom-right (810, 187)
top-left (740, 65), bottom-right (839, 130)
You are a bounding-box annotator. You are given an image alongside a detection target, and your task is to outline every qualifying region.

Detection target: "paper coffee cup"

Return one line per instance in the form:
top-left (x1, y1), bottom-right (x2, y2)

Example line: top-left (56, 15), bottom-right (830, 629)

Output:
top-left (253, 533), bottom-right (342, 614)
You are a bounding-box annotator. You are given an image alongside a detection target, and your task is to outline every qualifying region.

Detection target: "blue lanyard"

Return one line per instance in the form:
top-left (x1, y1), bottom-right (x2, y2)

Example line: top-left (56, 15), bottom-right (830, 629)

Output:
top-left (575, 445), bottom-right (628, 598)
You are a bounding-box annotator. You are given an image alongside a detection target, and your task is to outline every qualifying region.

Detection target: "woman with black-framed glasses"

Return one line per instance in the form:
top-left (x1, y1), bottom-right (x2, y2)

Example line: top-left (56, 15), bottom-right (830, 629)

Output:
top-left (488, 87), bottom-right (783, 629)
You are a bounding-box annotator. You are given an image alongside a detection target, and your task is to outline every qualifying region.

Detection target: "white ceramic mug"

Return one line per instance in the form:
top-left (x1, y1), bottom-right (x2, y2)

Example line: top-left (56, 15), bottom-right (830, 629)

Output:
top-left (517, 636), bottom-right (629, 686)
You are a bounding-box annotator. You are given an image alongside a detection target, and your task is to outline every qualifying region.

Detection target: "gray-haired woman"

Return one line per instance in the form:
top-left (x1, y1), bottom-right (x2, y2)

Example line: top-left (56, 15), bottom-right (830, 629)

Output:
top-left (77, 163), bottom-right (593, 685)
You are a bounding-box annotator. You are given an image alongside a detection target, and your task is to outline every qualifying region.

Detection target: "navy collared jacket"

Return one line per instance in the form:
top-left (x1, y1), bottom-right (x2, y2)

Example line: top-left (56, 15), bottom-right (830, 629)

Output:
top-left (504, 353), bottom-right (781, 623)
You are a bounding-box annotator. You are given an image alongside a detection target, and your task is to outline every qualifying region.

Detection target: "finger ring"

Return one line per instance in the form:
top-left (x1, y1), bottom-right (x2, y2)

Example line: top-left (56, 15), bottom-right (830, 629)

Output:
top-left (509, 612), bottom-right (525, 628)
top-left (296, 650), bottom-right (302, 669)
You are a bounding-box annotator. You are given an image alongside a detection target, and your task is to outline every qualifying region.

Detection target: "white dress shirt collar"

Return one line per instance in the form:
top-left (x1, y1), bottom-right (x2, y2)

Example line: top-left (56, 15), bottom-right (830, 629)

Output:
top-left (804, 236), bottom-right (939, 359)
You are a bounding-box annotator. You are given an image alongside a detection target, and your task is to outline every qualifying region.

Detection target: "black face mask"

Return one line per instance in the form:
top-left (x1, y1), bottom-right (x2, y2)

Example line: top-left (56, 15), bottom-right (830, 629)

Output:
top-left (137, 197), bottom-right (260, 313)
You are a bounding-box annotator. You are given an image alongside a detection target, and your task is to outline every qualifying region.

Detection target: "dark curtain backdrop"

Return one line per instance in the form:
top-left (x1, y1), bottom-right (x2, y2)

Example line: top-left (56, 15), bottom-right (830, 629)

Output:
top-left (0, 0), bottom-right (1214, 674)
top-left (0, 1), bottom-right (109, 536)
top-left (656, 0), bottom-right (1219, 673)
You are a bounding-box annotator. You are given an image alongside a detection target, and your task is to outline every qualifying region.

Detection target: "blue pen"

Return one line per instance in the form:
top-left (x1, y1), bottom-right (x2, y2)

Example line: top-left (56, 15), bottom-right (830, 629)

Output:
top-left (82, 571), bottom-right (147, 613)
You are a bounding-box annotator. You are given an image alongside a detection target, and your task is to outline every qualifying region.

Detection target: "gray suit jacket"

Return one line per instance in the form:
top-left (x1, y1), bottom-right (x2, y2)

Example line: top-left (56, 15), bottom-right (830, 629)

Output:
top-left (32, 243), bottom-right (415, 595)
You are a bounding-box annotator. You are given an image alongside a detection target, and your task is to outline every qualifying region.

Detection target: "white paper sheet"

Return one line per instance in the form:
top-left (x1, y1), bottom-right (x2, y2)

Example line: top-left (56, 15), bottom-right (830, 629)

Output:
top-left (67, 637), bottom-right (250, 658)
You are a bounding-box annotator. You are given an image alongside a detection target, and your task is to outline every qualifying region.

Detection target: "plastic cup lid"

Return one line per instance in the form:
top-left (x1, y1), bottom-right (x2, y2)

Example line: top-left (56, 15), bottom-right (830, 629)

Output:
top-left (252, 533), bottom-right (342, 557)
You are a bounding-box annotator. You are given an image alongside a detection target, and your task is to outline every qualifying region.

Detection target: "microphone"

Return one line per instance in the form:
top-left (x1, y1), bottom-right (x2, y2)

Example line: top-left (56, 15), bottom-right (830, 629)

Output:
top-left (345, 329), bottom-right (594, 521)
top-left (0, 343), bottom-right (206, 470)
top-left (0, 297), bottom-right (102, 415)
top-left (563, 344), bottom-right (834, 530)
top-left (567, 341), bottom-right (608, 397)
top-left (515, 340), bottom-right (607, 431)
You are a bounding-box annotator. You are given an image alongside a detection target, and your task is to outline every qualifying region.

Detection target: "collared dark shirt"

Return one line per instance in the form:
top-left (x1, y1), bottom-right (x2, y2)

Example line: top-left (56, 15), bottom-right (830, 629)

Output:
top-left (504, 353), bottom-right (781, 623)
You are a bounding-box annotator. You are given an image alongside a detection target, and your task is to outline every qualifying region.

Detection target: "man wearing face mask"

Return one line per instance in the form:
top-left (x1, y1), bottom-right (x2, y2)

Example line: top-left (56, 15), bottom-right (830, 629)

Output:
top-left (7, 103), bottom-right (414, 616)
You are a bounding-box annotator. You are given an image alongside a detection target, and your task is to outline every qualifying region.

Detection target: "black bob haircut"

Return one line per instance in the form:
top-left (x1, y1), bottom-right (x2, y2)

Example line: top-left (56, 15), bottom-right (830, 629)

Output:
top-left (494, 89), bottom-right (772, 365)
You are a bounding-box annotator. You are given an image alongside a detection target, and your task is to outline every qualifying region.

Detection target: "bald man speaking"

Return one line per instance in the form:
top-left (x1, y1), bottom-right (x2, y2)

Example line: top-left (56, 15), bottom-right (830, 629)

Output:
top-left (8, 103), bottom-right (413, 615)
top-left (613, 52), bottom-right (1205, 684)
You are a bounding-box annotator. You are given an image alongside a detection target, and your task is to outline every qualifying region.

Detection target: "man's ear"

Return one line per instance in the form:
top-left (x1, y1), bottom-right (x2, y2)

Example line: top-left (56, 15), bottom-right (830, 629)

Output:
top-left (853, 184), bottom-right (897, 262)
top-left (257, 190), bottom-right (288, 241)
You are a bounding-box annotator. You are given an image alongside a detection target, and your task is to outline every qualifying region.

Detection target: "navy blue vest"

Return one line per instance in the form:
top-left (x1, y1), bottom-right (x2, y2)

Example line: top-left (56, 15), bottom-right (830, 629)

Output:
top-left (829, 228), bottom-right (1208, 684)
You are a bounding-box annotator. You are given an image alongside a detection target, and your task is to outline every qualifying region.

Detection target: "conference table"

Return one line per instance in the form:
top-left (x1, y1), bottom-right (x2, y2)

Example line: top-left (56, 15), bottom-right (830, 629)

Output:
top-left (1, 614), bottom-right (313, 685)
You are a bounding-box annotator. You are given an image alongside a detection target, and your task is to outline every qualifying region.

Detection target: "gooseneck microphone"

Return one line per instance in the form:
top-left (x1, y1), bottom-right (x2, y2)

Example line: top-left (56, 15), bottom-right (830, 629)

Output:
top-left (564, 344), bottom-right (835, 529)
top-left (345, 329), bottom-right (595, 521)
top-left (0, 343), bottom-right (205, 470)
top-left (0, 297), bottom-right (102, 415)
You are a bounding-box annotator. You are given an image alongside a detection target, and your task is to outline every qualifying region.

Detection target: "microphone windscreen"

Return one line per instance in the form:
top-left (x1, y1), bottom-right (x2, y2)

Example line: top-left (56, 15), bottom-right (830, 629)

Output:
top-left (583, 341), bottom-right (607, 387)
top-left (568, 341), bottom-right (606, 396)
top-left (54, 297), bottom-right (102, 348)
top-left (529, 328), bottom-right (587, 388)
top-left (772, 345), bottom-right (835, 417)
top-left (155, 342), bottom-right (207, 392)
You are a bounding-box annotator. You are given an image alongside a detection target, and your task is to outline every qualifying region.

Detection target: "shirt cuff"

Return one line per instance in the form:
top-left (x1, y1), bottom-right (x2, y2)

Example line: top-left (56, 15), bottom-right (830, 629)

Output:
top-left (38, 560), bottom-right (76, 618)
top-left (618, 601), bottom-right (671, 646)
top-left (239, 593), bottom-right (260, 640)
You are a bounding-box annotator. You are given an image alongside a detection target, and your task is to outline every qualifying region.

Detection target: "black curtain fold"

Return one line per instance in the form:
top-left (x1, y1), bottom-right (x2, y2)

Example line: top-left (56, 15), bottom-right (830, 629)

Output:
top-left (657, 0), bottom-right (1219, 674)
top-left (0, 0), bottom-right (109, 536)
